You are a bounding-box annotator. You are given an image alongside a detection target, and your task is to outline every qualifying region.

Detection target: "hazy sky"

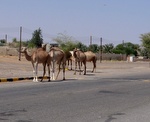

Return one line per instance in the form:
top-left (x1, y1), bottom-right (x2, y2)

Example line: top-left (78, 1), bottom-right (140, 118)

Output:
top-left (0, 0), bottom-right (150, 46)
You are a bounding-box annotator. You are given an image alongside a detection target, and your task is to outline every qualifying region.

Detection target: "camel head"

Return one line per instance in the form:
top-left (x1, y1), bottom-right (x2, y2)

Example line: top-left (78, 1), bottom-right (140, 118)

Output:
top-left (20, 47), bottom-right (27, 53)
top-left (42, 44), bottom-right (47, 51)
top-left (73, 48), bottom-right (80, 58)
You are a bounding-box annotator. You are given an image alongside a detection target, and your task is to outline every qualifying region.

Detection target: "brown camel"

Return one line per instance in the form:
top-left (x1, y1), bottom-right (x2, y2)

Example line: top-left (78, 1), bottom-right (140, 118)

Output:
top-left (73, 48), bottom-right (86, 75)
top-left (65, 51), bottom-right (74, 70)
top-left (84, 51), bottom-right (97, 72)
top-left (21, 45), bottom-right (48, 82)
top-left (47, 47), bottom-right (66, 81)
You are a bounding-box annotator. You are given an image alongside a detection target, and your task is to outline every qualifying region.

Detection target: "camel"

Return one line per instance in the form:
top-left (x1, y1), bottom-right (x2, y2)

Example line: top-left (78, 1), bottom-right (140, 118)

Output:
top-left (84, 51), bottom-right (97, 72)
top-left (73, 48), bottom-right (86, 75)
top-left (47, 47), bottom-right (66, 81)
top-left (20, 45), bottom-right (49, 82)
top-left (65, 51), bottom-right (74, 70)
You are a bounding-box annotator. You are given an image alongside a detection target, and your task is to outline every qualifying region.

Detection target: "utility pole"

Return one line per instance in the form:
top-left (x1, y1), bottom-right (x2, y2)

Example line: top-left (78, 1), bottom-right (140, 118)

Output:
top-left (19, 26), bottom-right (22, 61)
top-left (122, 40), bottom-right (124, 61)
top-left (90, 36), bottom-right (92, 45)
top-left (5, 34), bottom-right (7, 43)
top-left (100, 37), bottom-right (102, 63)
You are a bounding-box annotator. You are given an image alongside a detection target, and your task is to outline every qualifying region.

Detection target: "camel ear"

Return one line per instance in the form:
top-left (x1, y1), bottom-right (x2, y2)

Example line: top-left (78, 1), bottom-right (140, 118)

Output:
top-left (42, 43), bottom-right (46, 47)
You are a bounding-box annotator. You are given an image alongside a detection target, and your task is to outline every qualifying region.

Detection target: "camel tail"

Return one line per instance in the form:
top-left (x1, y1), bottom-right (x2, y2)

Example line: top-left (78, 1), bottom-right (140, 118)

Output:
top-left (92, 56), bottom-right (97, 73)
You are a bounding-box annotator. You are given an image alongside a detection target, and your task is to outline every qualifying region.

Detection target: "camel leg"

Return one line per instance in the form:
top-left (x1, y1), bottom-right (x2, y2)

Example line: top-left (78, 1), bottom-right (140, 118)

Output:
top-left (40, 63), bottom-right (46, 82)
top-left (67, 60), bottom-right (69, 70)
top-left (63, 61), bottom-right (65, 80)
top-left (92, 61), bottom-right (94, 73)
top-left (92, 59), bottom-right (96, 73)
top-left (70, 60), bottom-right (72, 70)
top-left (32, 63), bottom-right (36, 82)
top-left (83, 61), bottom-right (86, 75)
top-left (78, 61), bottom-right (81, 75)
top-left (74, 60), bottom-right (77, 75)
top-left (55, 63), bottom-right (61, 80)
top-left (47, 64), bottom-right (51, 82)
top-left (69, 59), bottom-right (73, 70)
top-left (51, 62), bottom-right (55, 80)
top-left (34, 62), bottom-right (39, 82)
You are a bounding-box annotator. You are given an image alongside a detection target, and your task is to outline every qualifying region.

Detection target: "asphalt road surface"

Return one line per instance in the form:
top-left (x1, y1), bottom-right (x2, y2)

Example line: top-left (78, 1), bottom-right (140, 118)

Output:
top-left (1, 72), bottom-right (150, 122)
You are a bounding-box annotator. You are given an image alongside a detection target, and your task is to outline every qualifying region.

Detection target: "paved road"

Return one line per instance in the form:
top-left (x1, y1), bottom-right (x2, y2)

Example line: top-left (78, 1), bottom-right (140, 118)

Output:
top-left (1, 72), bottom-right (150, 122)
top-left (1, 56), bottom-right (150, 121)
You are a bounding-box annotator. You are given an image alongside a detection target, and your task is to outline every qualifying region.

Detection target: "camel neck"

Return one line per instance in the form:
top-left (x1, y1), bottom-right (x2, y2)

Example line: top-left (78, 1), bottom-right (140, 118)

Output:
top-left (24, 50), bottom-right (31, 61)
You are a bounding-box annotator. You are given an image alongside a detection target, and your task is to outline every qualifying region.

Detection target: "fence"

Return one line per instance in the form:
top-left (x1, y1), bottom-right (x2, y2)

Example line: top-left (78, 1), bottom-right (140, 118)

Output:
top-left (0, 46), bottom-right (128, 61)
top-left (0, 46), bottom-right (18, 56)
top-left (96, 53), bottom-right (127, 61)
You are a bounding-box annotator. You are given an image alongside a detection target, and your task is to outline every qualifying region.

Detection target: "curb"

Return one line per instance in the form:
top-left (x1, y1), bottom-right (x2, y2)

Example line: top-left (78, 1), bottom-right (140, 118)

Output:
top-left (0, 76), bottom-right (50, 82)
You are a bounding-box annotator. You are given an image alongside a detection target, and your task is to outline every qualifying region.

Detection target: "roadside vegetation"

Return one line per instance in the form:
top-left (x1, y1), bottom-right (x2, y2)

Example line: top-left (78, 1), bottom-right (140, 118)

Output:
top-left (1, 28), bottom-right (150, 58)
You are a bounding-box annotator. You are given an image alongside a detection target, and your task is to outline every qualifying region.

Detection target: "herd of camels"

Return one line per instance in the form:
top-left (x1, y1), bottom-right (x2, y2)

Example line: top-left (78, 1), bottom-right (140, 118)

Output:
top-left (20, 44), bottom-right (97, 82)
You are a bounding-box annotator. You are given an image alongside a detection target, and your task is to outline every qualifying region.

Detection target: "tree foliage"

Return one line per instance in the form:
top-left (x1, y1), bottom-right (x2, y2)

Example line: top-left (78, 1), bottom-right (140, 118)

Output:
top-left (102, 43), bottom-right (114, 53)
top-left (28, 28), bottom-right (43, 48)
top-left (76, 42), bottom-right (87, 52)
top-left (0, 39), bottom-right (6, 43)
top-left (53, 33), bottom-right (79, 52)
top-left (140, 32), bottom-right (150, 48)
top-left (0, 39), bottom-right (6, 46)
top-left (113, 42), bottom-right (139, 56)
top-left (88, 44), bottom-right (99, 53)
top-left (140, 32), bottom-right (150, 58)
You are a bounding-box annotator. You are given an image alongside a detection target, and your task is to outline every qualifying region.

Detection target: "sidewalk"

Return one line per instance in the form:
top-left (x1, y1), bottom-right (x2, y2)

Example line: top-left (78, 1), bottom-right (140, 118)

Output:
top-left (0, 55), bottom-right (150, 82)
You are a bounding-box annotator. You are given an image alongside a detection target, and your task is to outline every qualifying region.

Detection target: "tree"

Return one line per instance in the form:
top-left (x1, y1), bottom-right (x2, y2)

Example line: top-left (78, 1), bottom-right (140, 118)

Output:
top-left (113, 42), bottom-right (139, 56)
top-left (140, 32), bottom-right (150, 48)
top-left (0, 39), bottom-right (6, 46)
top-left (140, 32), bottom-right (150, 58)
top-left (88, 44), bottom-right (99, 53)
top-left (76, 42), bottom-right (87, 52)
top-left (12, 38), bottom-right (17, 43)
top-left (0, 39), bottom-right (6, 43)
top-left (103, 43), bottom-right (114, 53)
top-left (28, 28), bottom-right (43, 48)
top-left (113, 44), bottom-right (125, 54)
top-left (53, 33), bottom-right (78, 52)
top-left (140, 47), bottom-right (149, 58)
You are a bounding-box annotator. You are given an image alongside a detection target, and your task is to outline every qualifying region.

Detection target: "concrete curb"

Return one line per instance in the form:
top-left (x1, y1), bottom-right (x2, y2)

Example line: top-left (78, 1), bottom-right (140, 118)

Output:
top-left (0, 76), bottom-right (50, 82)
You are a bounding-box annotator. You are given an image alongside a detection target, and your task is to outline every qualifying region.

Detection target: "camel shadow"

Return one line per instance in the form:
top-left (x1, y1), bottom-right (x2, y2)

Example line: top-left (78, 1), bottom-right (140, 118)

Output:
top-left (40, 78), bottom-right (78, 83)
top-left (85, 73), bottom-right (95, 76)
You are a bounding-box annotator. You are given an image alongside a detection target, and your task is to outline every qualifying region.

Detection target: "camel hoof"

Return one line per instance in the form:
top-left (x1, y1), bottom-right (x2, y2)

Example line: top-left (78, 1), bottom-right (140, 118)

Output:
top-left (33, 80), bottom-right (39, 82)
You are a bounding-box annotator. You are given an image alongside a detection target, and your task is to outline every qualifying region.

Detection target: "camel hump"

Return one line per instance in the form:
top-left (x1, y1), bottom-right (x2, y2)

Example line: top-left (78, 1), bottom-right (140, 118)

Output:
top-left (84, 51), bottom-right (97, 61)
top-left (84, 51), bottom-right (96, 56)
top-left (73, 49), bottom-right (86, 61)
top-left (50, 47), bottom-right (64, 53)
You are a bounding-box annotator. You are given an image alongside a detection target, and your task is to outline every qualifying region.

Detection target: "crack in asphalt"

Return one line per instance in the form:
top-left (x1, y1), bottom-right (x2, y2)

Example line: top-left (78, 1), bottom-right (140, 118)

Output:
top-left (105, 113), bottom-right (125, 122)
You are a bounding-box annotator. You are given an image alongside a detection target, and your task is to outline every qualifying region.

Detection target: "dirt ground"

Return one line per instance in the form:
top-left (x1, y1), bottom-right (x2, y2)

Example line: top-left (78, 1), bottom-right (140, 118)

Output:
top-left (0, 55), bottom-right (150, 81)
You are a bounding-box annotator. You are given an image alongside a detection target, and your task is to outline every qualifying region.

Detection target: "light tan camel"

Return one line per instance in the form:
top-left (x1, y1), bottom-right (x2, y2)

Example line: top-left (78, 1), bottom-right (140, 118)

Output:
top-left (73, 48), bottom-right (86, 75)
top-left (84, 51), bottom-right (97, 72)
top-left (21, 45), bottom-right (49, 82)
top-left (47, 47), bottom-right (66, 81)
